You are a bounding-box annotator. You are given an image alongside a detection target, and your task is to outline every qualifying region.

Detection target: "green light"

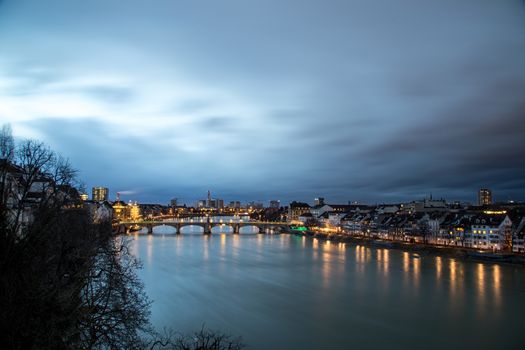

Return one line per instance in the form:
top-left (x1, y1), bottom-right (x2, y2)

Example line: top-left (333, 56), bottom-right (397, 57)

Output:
top-left (291, 226), bottom-right (307, 231)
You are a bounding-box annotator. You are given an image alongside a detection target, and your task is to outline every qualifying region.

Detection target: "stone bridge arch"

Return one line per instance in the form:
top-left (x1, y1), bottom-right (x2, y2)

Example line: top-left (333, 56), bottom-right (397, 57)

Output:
top-left (238, 225), bottom-right (262, 234)
top-left (210, 224), bottom-right (234, 234)
top-left (179, 223), bottom-right (208, 234)
top-left (151, 224), bottom-right (178, 234)
top-left (115, 220), bottom-right (290, 235)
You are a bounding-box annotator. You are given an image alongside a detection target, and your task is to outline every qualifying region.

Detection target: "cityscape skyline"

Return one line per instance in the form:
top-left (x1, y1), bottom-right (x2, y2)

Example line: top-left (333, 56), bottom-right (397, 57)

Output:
top-left (2, 2), bottom-right (524, 349)
top-left (1, 0), bottom-right (524, 204)
top-left (88, 185), bottom-right (515, 208)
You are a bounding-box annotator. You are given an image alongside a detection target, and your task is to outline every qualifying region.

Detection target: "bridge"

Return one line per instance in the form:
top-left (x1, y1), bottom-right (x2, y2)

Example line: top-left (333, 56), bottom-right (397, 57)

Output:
top-left (114, 218), bottom-right (291, 235)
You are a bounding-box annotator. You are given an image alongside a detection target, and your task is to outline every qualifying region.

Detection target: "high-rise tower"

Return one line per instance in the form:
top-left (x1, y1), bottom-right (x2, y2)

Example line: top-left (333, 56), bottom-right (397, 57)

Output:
top-left (478, 188), bottom-right (492, 206)
top-left (92, 187), bottom-right (109, 202)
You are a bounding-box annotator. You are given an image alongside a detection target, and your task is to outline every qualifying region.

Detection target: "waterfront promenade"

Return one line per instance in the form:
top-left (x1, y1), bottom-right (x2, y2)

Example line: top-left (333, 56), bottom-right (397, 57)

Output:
top-left (296, 229), bottom-right (525, 264)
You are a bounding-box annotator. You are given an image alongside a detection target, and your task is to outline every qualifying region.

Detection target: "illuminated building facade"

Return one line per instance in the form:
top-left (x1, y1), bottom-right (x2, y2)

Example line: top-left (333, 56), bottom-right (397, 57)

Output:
top-left (111, 199), bottom-right (141, 221)
top-left (288, 201), bottom-right (311, 221)
top-left (112, 200), bottom-right (127, 221)
top-left (128, 201), bottom-right (141, 221)
top-left (92, 187), bottom-right (109, 202)
top-left (464, 214), bottom-right (511, 251)
top-left (478, 188), bottom-right (492, 206)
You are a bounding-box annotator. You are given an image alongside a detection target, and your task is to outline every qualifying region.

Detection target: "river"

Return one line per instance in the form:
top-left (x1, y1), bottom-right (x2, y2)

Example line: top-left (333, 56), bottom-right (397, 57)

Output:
top-left (130, 232), bottom-right (524, 350)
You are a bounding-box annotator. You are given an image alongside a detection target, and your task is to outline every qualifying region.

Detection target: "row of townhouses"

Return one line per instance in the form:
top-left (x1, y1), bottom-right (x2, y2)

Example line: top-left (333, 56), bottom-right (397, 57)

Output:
top-left (291, 200), bottom-right (525, 253)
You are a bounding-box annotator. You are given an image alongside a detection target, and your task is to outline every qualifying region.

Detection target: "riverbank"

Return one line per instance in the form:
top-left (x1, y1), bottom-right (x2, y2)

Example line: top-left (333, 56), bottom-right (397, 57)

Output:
top-left (292, 230), bottom-right (525, 265)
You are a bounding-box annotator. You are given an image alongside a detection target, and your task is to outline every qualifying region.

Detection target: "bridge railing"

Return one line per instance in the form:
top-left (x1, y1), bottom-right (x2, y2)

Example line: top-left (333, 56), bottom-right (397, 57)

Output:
top-left (116, 220), bottom-right (290, 225)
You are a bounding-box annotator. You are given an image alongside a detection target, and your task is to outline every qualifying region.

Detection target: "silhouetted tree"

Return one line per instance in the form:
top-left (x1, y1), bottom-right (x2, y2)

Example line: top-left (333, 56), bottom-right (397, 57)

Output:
top-left (419, 222), bottom-right (431, 245)
top-left (147, 326), bottom-right (244, 350)
top-left (0, 127), bottom-right (245, 350)
top-left (0, 129), bottom-right (151, 349)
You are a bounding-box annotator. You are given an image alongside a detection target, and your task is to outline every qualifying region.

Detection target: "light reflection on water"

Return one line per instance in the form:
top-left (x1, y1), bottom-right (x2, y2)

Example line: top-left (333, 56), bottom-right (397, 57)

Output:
top-left (130, 234), bottom-right (524, 350)
top-left (436, 256), bottom-right (442, 280)
top-left (477, 263), bottom-right (486, 311)
top-left (493, 264), bottom-right (501, 309)
top-left (321, 241), bottom-right (333, 289)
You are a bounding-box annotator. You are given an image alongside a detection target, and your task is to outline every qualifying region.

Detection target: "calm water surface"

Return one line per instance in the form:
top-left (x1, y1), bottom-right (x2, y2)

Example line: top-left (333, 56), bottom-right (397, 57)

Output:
top-left (130, 233), bottom-right (525, 350)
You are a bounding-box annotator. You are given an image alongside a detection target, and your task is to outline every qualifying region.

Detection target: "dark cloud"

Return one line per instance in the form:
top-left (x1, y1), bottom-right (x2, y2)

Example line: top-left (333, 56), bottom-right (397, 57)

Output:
top-left (1, 0), bottom-right (525, 204)
top-left (356, 79), bottom-right (525, 200)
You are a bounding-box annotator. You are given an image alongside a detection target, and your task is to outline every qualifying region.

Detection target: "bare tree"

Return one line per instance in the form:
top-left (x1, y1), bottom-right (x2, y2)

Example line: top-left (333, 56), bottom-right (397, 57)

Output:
top-left (0, 135), bottom-right (153, 349)
top-left (0, 131), bottom-right (245, 350)
top-left (147, 326), bottom-right (245, 350)
top-left (78, 236), bottom-right (152, 349)
top-left (0, 124), bottom-right (15, 209)
top-left (0, 124), bottom-right (14, 160)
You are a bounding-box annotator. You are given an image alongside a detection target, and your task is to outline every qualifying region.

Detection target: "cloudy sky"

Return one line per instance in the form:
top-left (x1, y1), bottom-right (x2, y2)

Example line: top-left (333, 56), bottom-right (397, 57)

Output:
top-left (1, 0), bottom-right (524, 205)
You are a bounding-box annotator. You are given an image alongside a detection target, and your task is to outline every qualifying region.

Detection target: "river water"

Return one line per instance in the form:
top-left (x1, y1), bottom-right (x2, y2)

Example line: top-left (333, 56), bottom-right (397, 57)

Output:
top-left (130, 232), bottom-right (525, 350)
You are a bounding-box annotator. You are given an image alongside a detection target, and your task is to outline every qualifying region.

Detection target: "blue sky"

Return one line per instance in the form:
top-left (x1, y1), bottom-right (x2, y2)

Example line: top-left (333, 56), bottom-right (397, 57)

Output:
top-left (1, 0), bottom-right (524, 205)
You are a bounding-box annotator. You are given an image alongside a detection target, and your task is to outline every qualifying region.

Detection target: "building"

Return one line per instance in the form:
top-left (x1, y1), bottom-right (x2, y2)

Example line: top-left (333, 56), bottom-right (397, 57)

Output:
top-left (511, 217), bottom-right (525, 253)
top-left (406, 196), bottom-right (448, 213)
top-left (330, 204), bottom-right (357, 213)
top-left (478, 188), bottom-right (492, 206)
top-left (1, 160), bottom-right (84, 230)
top-left (206, 190), bottom-right (212, 208)
top-left (140, 204), bottom-right (166, 218)
top-left (80, 193), bottom-right (89, 201)
top-left (201, 198), bottom-right (224, 209)
top-left (84, 201), bottom-right (113, 223)
top-left (229, 201), bottom-right (241, 209)
top-left (92, 187), bottom-right (109, 202)
top-left (197, 191), bottom-right (224, 209)
top-left (512, 225), bottom-right (525, 253)
top-left (378, 205), bottom-right (400, 214)
top-left (298, 212), bottom-right (313, 224)
top-left (269, 200), bottom-right (280, 209)
top-left (111, 198), bottom-right (141, 222)
top-left (112, 199), bottom-right (128, 221)
top-left (464, 213), bottom-right (511, 251)
top-left (170, 198), bottom-right (178, 207)
top-left (248, 201), bottom-right (264, 209)
top-left (314, 197), bottom-right (325, 206)
top-left (1, 161), bottom-right (33, 228)
top-left (310, 204), bottom-right (333, 218)
top-left (128, 201), bottom-right (141, 221)
top-left (288, 201), bottom-right (311, 221)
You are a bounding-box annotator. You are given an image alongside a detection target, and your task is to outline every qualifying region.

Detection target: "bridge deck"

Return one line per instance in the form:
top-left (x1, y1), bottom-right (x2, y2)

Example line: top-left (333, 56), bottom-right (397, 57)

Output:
top-left (117, 221), bottom-right (290, 225)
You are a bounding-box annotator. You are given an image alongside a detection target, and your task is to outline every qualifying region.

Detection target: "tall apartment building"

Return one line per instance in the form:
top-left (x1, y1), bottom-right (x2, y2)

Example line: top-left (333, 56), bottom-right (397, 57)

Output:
top-left (478, 188), bottom-right (492, 206)
top-left (92, 187), bottom-right (109, 202)
top-left (314, 197), bottom-right (325, 206)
